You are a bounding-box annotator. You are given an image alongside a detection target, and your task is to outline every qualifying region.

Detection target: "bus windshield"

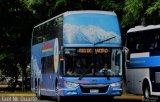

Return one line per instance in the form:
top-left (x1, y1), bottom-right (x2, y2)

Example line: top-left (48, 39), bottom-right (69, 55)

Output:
top-left (64, 48), bottom-right (122, 77)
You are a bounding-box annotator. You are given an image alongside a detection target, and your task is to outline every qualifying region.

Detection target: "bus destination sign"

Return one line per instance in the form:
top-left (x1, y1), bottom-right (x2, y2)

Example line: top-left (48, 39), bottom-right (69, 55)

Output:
top-left (77, 48), bottom-right (109, 53)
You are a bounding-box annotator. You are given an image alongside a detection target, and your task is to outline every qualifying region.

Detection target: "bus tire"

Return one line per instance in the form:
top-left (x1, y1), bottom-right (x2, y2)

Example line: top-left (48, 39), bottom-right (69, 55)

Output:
top-left (143, 81), bottom-right (150, 99)
top-left (100, 96), bottom-right (113, 102)
top-left (107, 96), bottom-right (114, 101)
top-left (56, 88), bottom-right (64, 102)
top-left (57, 96), bottom-right (64, 102)
top-left (36, 81), bottom-right (42, 100)
top-left (56, 82), bottom-right (64, 102)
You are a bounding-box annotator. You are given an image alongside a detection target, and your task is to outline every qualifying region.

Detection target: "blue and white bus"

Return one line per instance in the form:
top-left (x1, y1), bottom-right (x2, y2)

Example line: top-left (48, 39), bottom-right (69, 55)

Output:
top-left (125, 25), bottom-right (160, 99)
top-left (31, 10), bottom-right (122, 102)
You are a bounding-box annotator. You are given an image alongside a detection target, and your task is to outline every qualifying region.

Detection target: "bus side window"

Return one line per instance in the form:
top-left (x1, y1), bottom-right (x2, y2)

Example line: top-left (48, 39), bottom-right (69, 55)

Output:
top-left (155, 42), bottom-right (160, 50)
top-left (136, 44), bottom-right (140, 50)
top-left (149, 42), bottom-right (156, 50)
top-left (155, 33), bottom-right (160, 50)
top-left (136, 44), bottom-right (143, 51)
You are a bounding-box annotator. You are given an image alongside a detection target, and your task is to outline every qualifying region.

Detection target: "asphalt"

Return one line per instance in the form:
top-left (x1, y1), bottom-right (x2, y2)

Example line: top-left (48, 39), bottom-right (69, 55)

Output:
top-left (0, 94), bottom-right (144, 100)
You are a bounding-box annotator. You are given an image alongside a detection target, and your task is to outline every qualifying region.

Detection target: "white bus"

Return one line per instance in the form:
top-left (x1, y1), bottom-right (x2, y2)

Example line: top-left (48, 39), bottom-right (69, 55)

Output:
top-left (125, 25), bottom-right (160, 99)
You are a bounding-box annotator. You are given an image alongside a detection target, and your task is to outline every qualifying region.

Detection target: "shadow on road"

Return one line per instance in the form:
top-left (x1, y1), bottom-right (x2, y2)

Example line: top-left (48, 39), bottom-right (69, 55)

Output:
top-left (49, 96), bottom-right (125, 102)
top-left (31, 96), bottom-right (143, 102)
top-left (40, 96), bottom-right (115, 102)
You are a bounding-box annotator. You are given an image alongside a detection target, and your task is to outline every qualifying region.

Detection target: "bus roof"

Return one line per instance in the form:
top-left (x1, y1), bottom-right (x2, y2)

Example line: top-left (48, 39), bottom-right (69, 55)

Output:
top-left (127, 25), bottom-right (160, 33)
top-left (63, 10), bottom-right (116, 16)
top-left (34, 13), bottom-right (63, 28)
top-left (33, 10), bottom-right (116, 29)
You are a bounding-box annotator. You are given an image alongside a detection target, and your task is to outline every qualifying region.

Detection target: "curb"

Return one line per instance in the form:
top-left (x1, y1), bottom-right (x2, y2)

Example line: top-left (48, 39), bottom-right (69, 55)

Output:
top-left (0, 94), bottom-right (36, 97)
top-left (114, 95), bottom-right (144, 100)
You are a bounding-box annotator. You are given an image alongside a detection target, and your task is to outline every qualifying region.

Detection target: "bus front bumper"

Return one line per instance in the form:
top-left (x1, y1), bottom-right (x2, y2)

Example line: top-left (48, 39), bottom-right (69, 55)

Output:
top-left (59, 85), bottom-right (122, 96)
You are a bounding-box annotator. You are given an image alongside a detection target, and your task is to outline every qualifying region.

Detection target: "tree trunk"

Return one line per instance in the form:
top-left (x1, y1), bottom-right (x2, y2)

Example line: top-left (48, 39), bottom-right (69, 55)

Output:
top-left (22, 63), bottom-right (27, 92)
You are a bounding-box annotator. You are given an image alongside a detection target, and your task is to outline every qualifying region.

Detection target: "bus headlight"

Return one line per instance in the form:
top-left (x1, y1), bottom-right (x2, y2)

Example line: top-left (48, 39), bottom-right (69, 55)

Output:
top-left (64, 81), bottom-right (79, 88)
top-left (110, 82), bottom-right (122, 87)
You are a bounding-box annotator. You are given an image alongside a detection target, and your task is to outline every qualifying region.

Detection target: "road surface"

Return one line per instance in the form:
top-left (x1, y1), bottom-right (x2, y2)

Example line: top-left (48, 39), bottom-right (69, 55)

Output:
top-left (0, 96), bottom-right (144, 102)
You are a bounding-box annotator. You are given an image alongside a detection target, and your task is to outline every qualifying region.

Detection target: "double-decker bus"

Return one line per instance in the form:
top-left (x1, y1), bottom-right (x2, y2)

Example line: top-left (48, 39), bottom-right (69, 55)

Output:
top-left (125, 25), bottom-right (160, 99)
top-left (31, 10), bottom-right (122, 102)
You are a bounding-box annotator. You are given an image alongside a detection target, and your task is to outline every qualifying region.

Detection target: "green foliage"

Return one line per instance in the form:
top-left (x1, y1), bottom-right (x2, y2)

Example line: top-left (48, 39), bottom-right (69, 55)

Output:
top-left (146, 0), bottom-right (160, 15)
top-left (122, 0), bottom-right (160, 27)
top-left (21, 0), bottom-right (125, 21)
top-left (21, 0), bottom-right (160, 28)
top-left (96, 0), bottom-right (124, 11)
top-left (0, 53), bottom-right (7, 61)
top-left (121, 0), bottom-right (144, 27)
top-left (0, 0), bottom-right (35, 91)
top-left (54, 0), bottom-right (67, 10)
top-left (21, 0), bottom-right (44, 10)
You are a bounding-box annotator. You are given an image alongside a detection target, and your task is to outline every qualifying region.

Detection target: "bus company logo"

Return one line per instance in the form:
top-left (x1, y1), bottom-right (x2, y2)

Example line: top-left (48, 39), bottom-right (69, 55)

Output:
top-left (42, 42), bottom-right (53, 53)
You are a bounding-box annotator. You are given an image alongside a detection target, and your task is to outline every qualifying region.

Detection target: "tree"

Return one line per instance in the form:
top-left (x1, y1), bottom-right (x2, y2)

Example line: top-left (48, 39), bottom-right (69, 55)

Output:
top-left (21, 0), bottom-right (124, 19)
top-left (122, 0), bottom-right (160, 28)
top-left (0, 0), bottom-right (35, 91)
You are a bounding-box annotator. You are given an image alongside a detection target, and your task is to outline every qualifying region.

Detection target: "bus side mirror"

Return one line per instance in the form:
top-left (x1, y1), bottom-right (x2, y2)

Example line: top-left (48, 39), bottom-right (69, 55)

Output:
top-left (123, 46), bottom-right (129, 53)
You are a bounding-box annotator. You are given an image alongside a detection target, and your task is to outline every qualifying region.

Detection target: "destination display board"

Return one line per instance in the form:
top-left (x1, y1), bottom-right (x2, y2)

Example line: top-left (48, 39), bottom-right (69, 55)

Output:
top-left (77, 48), bottom-right (109, 53)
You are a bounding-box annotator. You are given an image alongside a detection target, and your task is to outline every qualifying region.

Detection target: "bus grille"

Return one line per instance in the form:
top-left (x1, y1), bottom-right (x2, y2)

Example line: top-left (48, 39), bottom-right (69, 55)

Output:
top-left (80, 84), bottom-right (109, 93)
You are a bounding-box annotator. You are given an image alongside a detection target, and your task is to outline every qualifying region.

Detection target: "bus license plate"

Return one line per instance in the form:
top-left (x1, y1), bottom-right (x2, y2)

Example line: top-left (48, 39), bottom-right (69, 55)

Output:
top-left (90, 89), bottom-right (99, 93)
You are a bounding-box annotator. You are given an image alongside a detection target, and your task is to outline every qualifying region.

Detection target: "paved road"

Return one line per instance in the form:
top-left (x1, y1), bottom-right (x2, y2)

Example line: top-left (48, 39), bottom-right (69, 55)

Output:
top-left (0, 96), bottom-right (144, 102)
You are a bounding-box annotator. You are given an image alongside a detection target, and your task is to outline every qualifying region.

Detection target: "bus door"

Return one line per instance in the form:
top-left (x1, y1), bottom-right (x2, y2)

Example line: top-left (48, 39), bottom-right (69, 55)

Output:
top-left (111, 49), bottom-right (122, 76)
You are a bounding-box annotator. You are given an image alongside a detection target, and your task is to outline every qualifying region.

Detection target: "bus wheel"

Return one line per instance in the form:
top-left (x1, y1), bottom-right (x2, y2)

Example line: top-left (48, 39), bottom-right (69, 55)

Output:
top-left (107, 96), bottom-right (114, 101)
top-left (99, 96), bottom-right (113, 102)
top-left (56, 84), bottom-right (64, 102)
top-left (36, 82), bottom-right (42, 100)
top-left (143, 85), bottom-right (150, 99)
top-left (57, 96), bottom-right (64, 102)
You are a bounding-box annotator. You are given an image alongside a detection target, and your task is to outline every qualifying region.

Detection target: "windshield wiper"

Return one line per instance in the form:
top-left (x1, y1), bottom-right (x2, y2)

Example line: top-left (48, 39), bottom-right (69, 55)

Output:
top-left (102, 70), bottom-right (111, 80)
top-left (94, 36), bottom-right (116, 45)
top-left (78, 65), bottom-right (94, 80)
